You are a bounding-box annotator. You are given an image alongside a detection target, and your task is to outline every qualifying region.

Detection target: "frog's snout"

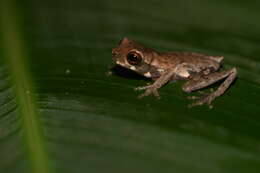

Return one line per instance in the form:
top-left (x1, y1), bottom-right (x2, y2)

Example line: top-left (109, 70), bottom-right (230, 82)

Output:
top-left (112, 48), bottom-right (120, 62)
top-left (112, 48), bottom-right (117, 56)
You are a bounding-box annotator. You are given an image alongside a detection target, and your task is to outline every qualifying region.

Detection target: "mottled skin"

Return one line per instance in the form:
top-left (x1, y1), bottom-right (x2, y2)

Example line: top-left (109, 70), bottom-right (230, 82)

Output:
top-left (112, 37), bottom-right (237, 107)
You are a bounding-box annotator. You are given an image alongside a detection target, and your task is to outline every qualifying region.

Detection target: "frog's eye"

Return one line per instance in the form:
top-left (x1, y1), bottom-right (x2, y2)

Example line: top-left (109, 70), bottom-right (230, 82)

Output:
top-left (127, 51), bottom-right (142, 66)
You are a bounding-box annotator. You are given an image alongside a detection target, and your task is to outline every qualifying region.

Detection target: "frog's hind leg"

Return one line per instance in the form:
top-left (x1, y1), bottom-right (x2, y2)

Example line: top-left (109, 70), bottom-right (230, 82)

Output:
top-left (182, 67), bottom-right (237, 107)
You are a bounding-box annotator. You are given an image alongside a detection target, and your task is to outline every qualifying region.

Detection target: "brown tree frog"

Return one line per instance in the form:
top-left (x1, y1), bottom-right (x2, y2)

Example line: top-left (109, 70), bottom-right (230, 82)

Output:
top-left (111, 38), bottom-right (237, 107)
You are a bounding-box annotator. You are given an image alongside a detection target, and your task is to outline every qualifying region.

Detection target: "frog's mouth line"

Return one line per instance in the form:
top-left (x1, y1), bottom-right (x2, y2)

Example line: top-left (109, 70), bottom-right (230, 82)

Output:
top-left (115, 61), bottom-right (124, 66)
top-left (116, 60), bottom-right (137, 71)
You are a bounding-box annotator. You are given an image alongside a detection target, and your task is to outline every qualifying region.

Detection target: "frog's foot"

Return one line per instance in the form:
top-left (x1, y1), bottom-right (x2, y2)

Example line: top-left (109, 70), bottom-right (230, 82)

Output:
top-left (188, 94), bottom-right (214, 109)
top-left (135, 85), bottom-right (161, 99)
top-left (187, 90), bottom-right (212, 100)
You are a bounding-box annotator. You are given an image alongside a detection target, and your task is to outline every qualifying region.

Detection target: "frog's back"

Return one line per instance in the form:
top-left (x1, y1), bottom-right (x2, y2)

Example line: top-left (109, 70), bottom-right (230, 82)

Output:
top-left (162, 52), bottom-right (223, 71)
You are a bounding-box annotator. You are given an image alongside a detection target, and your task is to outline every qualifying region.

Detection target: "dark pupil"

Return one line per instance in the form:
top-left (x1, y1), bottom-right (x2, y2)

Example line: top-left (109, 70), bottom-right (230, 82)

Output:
top-left (127, 52), bottom-right (142, 65)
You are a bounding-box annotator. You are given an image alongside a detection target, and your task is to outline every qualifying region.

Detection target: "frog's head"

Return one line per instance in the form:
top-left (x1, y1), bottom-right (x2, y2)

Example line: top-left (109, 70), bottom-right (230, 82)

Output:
top-left (112, 37), bottom-right (160, 78)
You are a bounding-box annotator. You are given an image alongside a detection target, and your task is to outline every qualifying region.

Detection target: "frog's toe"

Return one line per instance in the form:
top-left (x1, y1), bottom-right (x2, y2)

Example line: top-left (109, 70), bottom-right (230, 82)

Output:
top-left (134, 85), bottom-right (152, 91)
top-left (187, 95), bottom-right (200, 100)
top-left (152, 90), bottom-right (161, 99)
top-left (137, 88), bottom-right (160, 99)
top-left (105, 70), bottom-right (113, 76)
top-left (137, 90), bottom-right (151, 99)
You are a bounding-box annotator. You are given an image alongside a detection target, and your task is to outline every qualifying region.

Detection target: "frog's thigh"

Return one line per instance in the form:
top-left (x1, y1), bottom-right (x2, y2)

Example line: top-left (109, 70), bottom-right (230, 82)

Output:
top-left (182, 68), bottom-right (237, 93)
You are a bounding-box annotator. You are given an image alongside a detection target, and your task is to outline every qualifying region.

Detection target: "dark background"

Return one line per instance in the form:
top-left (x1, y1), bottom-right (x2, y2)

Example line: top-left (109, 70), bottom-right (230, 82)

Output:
top-left (1, 0), bottom-right (260, 173)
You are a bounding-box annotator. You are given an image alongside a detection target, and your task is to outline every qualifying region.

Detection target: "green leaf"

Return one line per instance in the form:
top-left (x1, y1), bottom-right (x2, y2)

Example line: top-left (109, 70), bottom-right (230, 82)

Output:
top-left (1, 0), bottom-right (260, 173)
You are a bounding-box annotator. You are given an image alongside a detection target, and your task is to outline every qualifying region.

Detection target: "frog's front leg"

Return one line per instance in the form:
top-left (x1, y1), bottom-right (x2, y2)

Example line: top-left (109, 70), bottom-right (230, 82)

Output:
top-left (135, 68), bottom-right (177, 99)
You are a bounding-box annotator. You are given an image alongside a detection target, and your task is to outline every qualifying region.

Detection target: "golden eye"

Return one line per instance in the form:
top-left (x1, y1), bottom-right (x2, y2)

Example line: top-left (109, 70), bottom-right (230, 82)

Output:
top-left (127, 52), bottom-right (142, 66)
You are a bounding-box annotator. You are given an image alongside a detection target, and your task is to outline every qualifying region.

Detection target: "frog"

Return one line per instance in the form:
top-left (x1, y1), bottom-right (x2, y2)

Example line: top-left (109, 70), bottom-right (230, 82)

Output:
top-left (111, 37), bottom-right (237, 107)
